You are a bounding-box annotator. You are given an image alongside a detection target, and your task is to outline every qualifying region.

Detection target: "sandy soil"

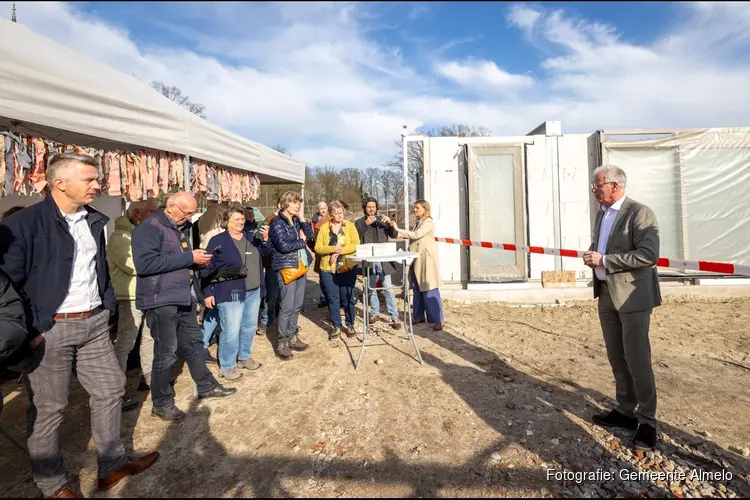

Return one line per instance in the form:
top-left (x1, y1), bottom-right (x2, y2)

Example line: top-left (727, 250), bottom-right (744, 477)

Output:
top-left (1, 278), bottom-right (748, 498)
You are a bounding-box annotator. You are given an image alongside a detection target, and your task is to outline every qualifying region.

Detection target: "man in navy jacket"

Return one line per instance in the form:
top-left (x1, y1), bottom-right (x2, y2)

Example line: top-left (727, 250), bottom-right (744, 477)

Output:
top-left (131, 191), bottom-right (236, 422)
top-left (0, 153), bottom-right (158, 497)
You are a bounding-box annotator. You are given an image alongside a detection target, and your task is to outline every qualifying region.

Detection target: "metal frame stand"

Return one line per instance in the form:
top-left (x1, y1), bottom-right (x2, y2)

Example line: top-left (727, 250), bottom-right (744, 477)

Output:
top-left (355, 256), bottom-right (423, 370)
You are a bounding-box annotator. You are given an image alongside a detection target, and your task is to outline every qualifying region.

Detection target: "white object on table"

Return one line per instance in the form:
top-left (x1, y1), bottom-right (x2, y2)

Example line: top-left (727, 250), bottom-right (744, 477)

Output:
top-left (349, 251), bottom-right (422, 369)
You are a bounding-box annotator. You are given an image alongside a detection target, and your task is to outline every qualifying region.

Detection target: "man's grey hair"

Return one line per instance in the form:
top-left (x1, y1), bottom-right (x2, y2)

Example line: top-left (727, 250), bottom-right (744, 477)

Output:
top-left (592, 164), bottom-right (627, 189)
top-left (46, 153), bottom-right (99, 182)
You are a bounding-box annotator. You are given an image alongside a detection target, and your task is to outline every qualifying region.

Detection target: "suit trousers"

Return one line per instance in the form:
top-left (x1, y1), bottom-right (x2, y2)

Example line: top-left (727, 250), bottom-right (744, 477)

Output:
top-left (25, 308), bottom-right (128, 495)
top-left (598, 283), bottom-right (657, 427)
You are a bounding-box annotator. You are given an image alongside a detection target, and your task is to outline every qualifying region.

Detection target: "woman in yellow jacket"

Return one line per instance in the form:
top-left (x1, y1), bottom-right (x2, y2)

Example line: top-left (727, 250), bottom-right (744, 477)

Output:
top-left (314, 200), bottom-right (360, 340)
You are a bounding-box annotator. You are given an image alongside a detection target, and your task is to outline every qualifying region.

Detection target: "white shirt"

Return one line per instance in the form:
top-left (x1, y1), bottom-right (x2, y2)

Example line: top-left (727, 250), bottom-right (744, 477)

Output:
top-left (56, 207), bottom-right (102, 314)
top-left (595, 195), bottom-right (626, 281)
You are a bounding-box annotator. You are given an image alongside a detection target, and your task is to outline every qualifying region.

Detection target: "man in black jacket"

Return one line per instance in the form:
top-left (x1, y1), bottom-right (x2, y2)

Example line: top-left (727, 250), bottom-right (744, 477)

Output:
top-left (132, 191), bottom-right (236, 423)
top-left (354, 197), bottom-right (402, 329)
top-left (0, 153), bottom-right (158, 498)
top-left (0, 268), bottom-right (26, 377)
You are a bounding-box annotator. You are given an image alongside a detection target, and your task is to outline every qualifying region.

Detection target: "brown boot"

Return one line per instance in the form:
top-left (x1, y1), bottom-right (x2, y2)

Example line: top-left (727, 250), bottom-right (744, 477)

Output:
top-left (97, 451), bottom-right (160, 490)
top-left (43, 485), bottom-right (77, 498)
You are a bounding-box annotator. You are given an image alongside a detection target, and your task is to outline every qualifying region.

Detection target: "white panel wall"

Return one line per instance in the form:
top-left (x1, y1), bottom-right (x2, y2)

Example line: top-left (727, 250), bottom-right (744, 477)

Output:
top-left (557, 134), bottom-right (594, 279)
top-left (425, 137), bottom-right (463, 283)
top-left (525, 136), bottom-right (556, 280)
top-left (0, 194), bottom-right (124, 238)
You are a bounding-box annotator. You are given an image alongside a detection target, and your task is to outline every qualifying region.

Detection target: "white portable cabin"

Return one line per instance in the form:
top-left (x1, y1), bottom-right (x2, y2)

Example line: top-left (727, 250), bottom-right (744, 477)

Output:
top-left (419, 121), bottom-right (750, 289)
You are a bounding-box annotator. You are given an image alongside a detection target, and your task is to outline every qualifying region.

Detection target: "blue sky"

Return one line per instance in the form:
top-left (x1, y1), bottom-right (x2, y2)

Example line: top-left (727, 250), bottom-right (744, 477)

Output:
top-left (2, 1), bottom-right (749, 169)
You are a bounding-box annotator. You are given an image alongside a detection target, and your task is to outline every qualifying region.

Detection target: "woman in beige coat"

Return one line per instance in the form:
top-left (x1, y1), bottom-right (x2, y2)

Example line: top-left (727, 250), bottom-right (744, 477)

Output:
top-left (388, 200), bottom-right (444, 330)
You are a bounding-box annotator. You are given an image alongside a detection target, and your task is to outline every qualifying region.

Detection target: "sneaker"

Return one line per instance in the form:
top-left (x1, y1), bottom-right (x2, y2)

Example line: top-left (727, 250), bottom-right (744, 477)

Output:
top-left (391, 318), bottom-right (402, 330)
top-left (239, 358), bottom-right (262, 370)
top-left (218, 368), bottom-right (243, 380)
top-left (204, 349), bottom-right (218, 364)
top-left (289, 334), bottom-right (310, 352)
top-left (256, 325), bottom-right (267, 336)
top-left (633, 424), bottom-right (658, 450)
top-left (329, 328), bottom-right (341, 341)
top-left (431, 322), bottom-right (443, 331)
top-left (369, 315), bottom-right (380, 324)
top-left (317, 301), bottom-right (329, 308)
top-left (414, 317), bottom-right (426, 324)
top-left (275, 338), bottom-right (294, 360)
top-left (592, 410), bottom-right (639, 430)
top-left (343, 324), bottom-right (357, 338)
top-left (151, 404), bottom-right (186, 422)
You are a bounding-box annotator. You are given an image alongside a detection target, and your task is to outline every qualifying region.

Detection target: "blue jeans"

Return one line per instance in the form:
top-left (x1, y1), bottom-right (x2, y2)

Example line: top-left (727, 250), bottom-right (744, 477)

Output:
top-left (216, 288), bottom-right (262, 369)
top-left (368, 264), bottom-right (398, 319)
top-left (319, 270), bottom-right (357, 329)
top-left (202, 308), bottom-right (219, 348)
top-left (260, 267), bottom-right (279, 327)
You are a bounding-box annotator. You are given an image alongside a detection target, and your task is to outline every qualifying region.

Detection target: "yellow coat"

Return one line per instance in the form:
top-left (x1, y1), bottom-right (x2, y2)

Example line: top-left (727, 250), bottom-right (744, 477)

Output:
top-left (314, 220), bottom-right (360, 273)
top-left (398, 217), bottom-right (442, 291)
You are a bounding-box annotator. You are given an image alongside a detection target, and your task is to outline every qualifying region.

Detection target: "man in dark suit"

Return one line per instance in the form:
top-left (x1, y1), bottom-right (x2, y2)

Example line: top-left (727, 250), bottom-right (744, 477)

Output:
top-left (583, 164), bottom-right (662, 450)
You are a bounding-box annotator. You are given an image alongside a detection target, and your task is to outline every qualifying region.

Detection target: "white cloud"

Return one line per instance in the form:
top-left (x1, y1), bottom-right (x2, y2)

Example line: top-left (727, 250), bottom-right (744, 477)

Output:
top-left (2, 1), bottom-right (750, 172)
top-left (507, 4), bottom-right (541, 30)
top-left (436, 59), bottom-right (534, 91)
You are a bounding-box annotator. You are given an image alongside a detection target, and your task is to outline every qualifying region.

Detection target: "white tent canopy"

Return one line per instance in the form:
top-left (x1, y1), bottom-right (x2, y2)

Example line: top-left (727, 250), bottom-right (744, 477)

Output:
top-left (0, 19), bottom-right (304, 184)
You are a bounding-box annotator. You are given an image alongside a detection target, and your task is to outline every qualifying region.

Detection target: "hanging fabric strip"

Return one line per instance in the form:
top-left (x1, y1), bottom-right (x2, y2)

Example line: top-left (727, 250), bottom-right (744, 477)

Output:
top-left (3, 134), bottom-right (14, 197)
top-left (159, 151), bottom-right (169, 195)
top-left (221, 169), bottom-right (231, 202)
top-left (30, 137), bottom-right (47, 193)
top-left (0, 136), bottom-right (6, 199)
top-left (107, 152), bottom-right (122, 196)
top-left (126, 153), bottom-right (137, 201)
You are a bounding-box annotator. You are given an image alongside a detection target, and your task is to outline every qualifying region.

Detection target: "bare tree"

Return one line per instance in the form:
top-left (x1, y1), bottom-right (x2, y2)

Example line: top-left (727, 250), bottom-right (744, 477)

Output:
top-left (150, 81), bottom-right (207, 119)
top-left (315, 166), bottom-right (341, 202)
top-left (384, 123), bottom-right (492, 201)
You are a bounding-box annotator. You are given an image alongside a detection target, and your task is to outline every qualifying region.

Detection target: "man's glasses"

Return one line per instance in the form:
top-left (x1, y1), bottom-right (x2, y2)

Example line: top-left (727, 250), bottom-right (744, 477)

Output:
top-left (591, 181), bottom-right (613, 189)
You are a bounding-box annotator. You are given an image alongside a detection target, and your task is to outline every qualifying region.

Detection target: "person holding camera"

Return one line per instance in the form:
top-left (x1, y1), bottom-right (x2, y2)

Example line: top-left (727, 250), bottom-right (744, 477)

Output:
top-left (355, 197), bottom-right (402, 329)
top-left (201, 205), bottom-right (272, 380)
top-left (315, 201), bottom-right (361, 340)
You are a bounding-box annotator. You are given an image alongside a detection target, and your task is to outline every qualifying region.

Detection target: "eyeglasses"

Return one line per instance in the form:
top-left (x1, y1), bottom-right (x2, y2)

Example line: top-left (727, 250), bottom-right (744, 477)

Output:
top-left (591, 181), bottom-right (613, 189)
top-left (174, 205), bottom-right (196, 217)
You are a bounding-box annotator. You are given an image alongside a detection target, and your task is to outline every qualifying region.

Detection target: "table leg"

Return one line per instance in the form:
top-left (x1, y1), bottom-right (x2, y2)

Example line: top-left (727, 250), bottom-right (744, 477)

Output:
top-left (355, 262), bottom-right (369, 370)
top-left (403, 264), bottom-right (423, 364)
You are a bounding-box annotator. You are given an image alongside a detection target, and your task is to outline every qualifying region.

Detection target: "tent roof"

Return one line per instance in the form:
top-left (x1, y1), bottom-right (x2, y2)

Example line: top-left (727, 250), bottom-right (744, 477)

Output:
top-left (0, 19), bottom-right (304, 184)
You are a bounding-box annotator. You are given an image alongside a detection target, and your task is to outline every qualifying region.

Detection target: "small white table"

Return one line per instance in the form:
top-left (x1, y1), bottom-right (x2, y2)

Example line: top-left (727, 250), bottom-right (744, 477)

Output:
top-left (349, 251), bottom-right (423, 370)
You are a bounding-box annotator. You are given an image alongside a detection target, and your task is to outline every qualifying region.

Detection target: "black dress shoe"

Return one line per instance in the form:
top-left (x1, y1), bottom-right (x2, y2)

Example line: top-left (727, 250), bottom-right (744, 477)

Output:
top-left (198, 384), bottom-right (237, 399)
top-left (633, 424), bottom-right (657, 450)
top-left (121, 395), bottom-right (139, 412)
top-left (591, 410), bottom-right (639, 430)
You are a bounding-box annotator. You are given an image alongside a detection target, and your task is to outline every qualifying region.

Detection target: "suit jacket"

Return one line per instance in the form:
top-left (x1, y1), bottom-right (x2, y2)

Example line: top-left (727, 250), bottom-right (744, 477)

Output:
top-left (589, 196), bottom-right (662, 313)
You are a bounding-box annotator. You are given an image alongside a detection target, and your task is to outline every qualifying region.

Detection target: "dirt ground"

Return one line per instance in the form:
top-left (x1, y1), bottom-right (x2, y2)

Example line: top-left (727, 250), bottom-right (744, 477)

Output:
top-left (1, 277), bottom-right (749, 498)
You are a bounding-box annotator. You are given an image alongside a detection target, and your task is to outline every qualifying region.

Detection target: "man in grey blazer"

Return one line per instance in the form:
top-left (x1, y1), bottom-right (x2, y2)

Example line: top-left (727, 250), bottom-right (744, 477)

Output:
top-left (583, 164), bottom-right (662, 450)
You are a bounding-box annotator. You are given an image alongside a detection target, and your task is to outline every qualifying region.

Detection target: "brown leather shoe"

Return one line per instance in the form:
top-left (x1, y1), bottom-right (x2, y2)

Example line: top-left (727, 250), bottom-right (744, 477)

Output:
top-left (43, 484), bottom-right (77, 498)
top-left (97, 451), bottom-right (160, 491)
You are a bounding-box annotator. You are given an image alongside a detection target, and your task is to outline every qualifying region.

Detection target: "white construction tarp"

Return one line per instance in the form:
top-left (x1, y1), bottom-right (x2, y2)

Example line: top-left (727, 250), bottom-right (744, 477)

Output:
top-left (0, 19), bottom-right (304, 184)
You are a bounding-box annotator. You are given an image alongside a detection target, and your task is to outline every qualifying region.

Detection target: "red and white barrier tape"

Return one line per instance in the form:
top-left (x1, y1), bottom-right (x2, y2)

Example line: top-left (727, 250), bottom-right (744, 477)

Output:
top-left (434, 237), bottom-right (750, 277)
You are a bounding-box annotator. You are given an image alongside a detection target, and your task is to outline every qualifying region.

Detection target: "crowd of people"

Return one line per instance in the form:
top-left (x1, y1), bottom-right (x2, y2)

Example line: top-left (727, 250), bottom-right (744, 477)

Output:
top-left (0, 152), bottom-right (448, 498)
top-left (0, 152), bottom-right (663, 498)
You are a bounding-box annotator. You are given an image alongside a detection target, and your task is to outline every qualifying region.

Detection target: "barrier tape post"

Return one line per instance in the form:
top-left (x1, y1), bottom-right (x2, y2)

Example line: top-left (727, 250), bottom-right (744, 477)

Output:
top-left (434, 237), bottom-right (750, 277)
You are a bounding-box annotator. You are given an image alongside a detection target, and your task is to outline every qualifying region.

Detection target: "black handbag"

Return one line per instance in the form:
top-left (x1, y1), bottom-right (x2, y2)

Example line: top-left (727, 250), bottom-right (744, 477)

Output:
top-left (207, 265), bottom-right (248, 283)
top-left (205, 238), bottom-right (248, 283)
